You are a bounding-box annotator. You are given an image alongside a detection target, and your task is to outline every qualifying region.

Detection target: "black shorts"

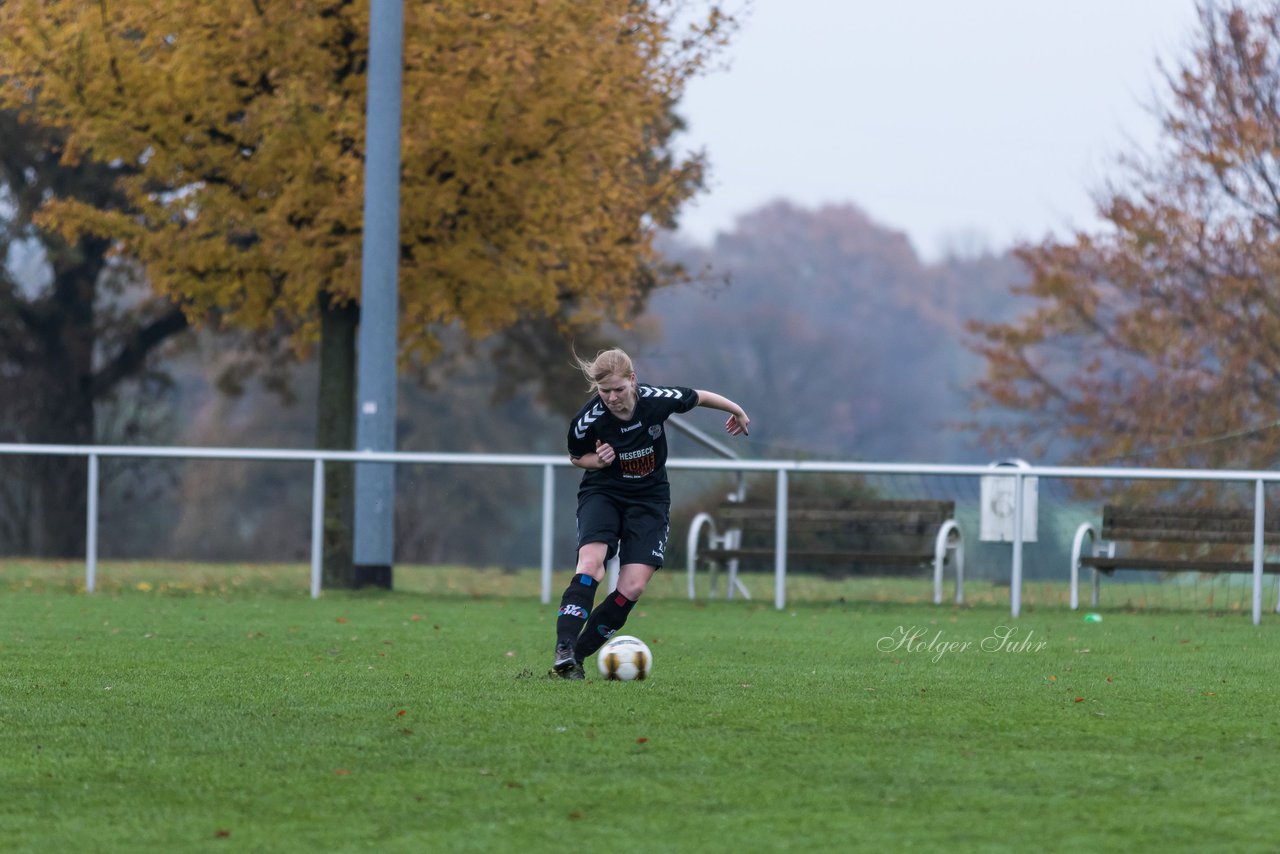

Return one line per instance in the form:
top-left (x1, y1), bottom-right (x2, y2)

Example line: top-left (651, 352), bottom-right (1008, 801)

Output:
top-left (575, 490), bottom-right (671, 568)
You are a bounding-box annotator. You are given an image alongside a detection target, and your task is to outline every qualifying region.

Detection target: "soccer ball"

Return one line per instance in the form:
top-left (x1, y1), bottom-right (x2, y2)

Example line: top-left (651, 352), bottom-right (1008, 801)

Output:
top-left (597, 635), bottom-right (652, 681)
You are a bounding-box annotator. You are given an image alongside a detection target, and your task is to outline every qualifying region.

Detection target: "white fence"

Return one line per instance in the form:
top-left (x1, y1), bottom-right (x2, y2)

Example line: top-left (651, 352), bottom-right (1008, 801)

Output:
top-left (3, 442), bottom-right (1280, 623)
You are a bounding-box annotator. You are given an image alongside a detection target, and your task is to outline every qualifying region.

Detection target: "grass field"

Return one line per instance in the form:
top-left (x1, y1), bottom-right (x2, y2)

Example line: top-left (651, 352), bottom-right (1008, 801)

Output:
top-left (4, 561), bottom-right (1280, 852)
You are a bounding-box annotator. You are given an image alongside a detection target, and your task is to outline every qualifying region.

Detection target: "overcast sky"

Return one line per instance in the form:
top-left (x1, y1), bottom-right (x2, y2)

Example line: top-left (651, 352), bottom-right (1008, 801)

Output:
top-left (673, 0), bottom-right (1204, 260)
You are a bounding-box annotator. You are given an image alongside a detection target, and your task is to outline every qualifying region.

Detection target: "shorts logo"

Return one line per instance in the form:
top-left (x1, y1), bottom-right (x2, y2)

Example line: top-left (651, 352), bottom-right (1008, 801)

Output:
top-left (559, 605), bottom-right (588, 619)
top-left (648, 425), bottom-right (662, 439)
top-left (652, 526), bottom-right (668, 560)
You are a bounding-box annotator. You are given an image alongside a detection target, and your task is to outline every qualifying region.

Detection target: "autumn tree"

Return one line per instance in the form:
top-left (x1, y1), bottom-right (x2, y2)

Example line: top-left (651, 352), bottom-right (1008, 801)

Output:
top-left (0, 108), bottom-right (190, 556)
top-left (0, 0), bottom-right (732, 581)
top-left (969, 1), bottom-right (1280, 484)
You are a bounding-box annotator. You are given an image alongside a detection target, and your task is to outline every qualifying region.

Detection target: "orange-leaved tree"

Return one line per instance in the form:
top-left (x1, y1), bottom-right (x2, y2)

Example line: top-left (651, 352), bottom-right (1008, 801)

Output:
top-left (969, 1), bottom-right (1280, 496)
top-left (0, 0), bottom-right (733, 582)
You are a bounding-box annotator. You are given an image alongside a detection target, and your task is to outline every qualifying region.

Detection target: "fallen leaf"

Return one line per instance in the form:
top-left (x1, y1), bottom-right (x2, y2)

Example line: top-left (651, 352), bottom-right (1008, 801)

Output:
top-left (215, 829), bottom-right (231, 839)
top-left (1073, 697), bottom-right (1085, 703)
top-left (336, 617), bottom-right (348, 624)
top-left (335, 768), bottom-right (350, 776)
top-left (397, 709), bottom-right (407, 717)
top-left (636, 737), bottom-right (648, 744)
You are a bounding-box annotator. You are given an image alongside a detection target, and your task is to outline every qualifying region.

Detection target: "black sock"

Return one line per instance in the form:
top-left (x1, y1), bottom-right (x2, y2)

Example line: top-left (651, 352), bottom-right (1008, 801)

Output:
top-left (556, 573), bottom-right (599, 646)
top-left (574, 590), bottom-right (637, 661)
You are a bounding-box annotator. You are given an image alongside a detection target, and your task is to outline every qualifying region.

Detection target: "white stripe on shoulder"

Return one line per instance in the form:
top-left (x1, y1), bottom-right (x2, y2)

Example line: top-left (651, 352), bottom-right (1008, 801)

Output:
top-left (573, 403), bottom-right (605, 439)
top-left (639, 385), bottom-right (684, 399)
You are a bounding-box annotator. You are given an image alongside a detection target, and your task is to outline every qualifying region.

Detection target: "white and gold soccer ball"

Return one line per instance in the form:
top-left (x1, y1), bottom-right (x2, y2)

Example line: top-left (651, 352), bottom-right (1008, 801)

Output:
top-left (597, 635), bottom-right (652, 681)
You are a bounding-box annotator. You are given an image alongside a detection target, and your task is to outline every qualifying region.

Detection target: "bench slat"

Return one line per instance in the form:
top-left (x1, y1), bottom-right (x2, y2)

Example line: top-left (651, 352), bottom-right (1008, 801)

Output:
top-left (1100, 527), bottom-right (1280, 545)
top-left (721, 508), bottom-right (951, 523)
top-left (718, 501), bottom-right (954, 538)
top-left (1101, 504), bottom-right (1280, 544)
top-left (693, 499), bottom-right (957, 577)
top-left (1081, 556), bottom-right (1280, 574)
top-left (702, 549), bottom-right (934, 564)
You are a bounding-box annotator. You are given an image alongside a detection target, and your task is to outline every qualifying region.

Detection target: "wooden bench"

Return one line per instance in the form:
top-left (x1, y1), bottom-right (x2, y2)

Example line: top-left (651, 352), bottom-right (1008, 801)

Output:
top-left (1070, 504), bottom-right (1280, 609)
top-left (686, 497), bottom-right (965, 604)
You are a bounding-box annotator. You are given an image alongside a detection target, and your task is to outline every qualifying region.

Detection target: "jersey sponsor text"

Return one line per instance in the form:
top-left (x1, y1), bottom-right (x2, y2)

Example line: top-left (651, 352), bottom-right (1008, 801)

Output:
top-left (618, 446), bottom-right (656, 478)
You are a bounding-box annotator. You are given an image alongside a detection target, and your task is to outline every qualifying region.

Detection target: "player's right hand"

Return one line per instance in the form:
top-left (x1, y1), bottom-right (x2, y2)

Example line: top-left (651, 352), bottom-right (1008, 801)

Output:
top-left (595, 439), bottom-right (616, 467)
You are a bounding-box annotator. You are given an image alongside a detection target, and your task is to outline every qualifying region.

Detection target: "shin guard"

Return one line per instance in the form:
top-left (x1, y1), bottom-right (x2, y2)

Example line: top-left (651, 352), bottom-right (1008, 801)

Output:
top-left (556, 573), bottom-right (599, 646)
top-left (574, 590), bottom-right (637, 661)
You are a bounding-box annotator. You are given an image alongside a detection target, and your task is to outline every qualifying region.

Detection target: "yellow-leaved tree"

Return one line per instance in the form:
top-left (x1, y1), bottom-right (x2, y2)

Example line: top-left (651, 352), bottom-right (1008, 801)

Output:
top-left (0, 0), bottom-right (733, 584)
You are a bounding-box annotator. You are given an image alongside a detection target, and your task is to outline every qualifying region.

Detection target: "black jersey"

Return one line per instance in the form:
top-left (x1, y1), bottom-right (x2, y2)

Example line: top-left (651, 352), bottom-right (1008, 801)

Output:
top-left (567, 384), bottom-right (699, 498)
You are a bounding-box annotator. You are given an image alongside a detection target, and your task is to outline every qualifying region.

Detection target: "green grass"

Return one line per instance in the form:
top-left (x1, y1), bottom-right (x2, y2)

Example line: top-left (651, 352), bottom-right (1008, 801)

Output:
top-left (3, 561), bottom-right (1280, 851)
top-left (12, 557), bottom-right (1280, 614)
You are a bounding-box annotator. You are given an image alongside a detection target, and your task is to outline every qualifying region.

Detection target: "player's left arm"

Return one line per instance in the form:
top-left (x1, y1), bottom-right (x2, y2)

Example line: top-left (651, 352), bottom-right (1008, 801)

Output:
top-left (693, 390), bottom-right (750, 437)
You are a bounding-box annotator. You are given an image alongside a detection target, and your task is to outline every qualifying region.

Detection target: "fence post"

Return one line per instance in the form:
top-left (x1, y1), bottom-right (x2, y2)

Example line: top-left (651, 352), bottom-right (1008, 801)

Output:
top-left (1253, 479), bottom-right (1264, 626)
top-left (774, 468), bottom-right (789, 610)
top-left (86, 452), bottom-right (99, 594)
top-left (541, 464), bottom-right (555, 605)
top-left (310, 459), bottom-right (325, 599)
top-left (1010, 471), bottom-right (1024, 618)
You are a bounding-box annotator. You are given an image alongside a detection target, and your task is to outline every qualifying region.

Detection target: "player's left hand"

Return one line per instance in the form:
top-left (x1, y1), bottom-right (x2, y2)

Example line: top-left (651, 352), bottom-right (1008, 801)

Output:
top-left (725, 413), bottom-right (750, 437)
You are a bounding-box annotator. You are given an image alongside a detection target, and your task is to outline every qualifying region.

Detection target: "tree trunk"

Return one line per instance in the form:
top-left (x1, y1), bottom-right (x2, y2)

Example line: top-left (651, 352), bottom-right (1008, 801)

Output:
top-left (317, 292), bottom-right (358, 589)
top-left (25, 235), bottom-right (103, 557)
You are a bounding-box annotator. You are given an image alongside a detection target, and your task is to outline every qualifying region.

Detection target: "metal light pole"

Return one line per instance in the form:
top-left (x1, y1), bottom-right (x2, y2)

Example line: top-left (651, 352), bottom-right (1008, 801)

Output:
top-left (352, 0), bottom-right (404, 588)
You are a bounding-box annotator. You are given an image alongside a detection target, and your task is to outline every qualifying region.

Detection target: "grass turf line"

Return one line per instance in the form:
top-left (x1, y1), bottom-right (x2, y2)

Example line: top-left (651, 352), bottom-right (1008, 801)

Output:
top-left (2, 572), bottom-right (1279, 851)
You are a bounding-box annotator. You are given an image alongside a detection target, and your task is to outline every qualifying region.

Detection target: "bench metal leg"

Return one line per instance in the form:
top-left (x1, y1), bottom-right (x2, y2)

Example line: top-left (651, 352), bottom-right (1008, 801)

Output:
top-left (1092, 543), bottom-right (1114, 607)
top-left (1069, 522), bottom-right (1095, 610)
top-left (933, 520), bottom-right (964, 605)
top-left (687, 513), bottom-right (717, 600)
top-left (725, 527), bottom-right (751, 600)
top-left (687, 514), bottom-right (750, 601)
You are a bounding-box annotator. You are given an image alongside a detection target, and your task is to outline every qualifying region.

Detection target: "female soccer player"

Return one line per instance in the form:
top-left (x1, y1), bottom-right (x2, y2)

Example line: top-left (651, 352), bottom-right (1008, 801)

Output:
top-left (551, 348), bottom-right (750, 679)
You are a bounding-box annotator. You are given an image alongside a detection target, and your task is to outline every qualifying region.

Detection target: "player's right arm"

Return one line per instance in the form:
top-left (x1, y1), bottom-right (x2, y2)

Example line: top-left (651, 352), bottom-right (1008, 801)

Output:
top-left (570, 440), bottom-right (613, 471)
